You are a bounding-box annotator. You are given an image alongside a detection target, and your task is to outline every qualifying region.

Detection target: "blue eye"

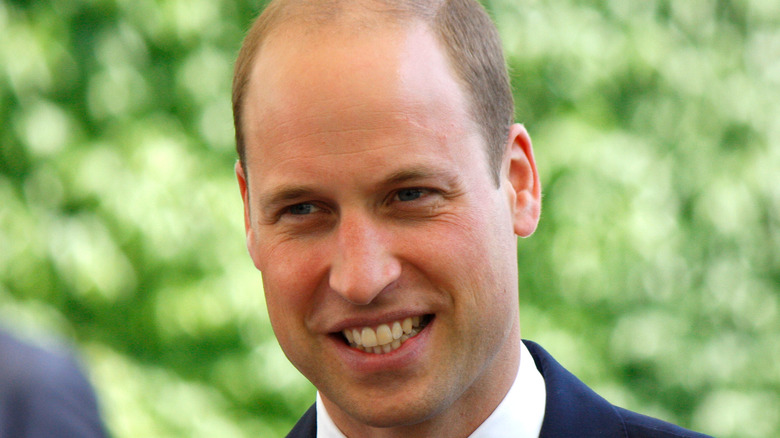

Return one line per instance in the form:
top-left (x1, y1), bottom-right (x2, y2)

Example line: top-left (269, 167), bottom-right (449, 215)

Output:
top-left (396, 188), bottom-right (424, 202)
top-left (288, 203), bottom-right (317, 215)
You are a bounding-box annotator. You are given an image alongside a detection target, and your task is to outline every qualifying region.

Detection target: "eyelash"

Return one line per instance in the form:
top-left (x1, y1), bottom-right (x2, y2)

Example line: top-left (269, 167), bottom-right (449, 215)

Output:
top-left (277, 187), bottom-right (437, 220)
top-left (394, 188), bottom-right (426, 202)
top-left (283, 202), bottom-right (323, 216)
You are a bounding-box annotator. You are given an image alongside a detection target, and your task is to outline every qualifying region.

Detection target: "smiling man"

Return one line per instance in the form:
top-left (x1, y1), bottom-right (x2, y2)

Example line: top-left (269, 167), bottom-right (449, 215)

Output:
top-left (232, 1), bottom-right (711, 437)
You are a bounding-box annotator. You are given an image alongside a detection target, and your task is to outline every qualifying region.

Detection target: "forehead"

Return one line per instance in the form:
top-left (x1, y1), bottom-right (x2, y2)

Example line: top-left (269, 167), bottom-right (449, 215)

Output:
top-left (241, 20), bottom-right (485, 186)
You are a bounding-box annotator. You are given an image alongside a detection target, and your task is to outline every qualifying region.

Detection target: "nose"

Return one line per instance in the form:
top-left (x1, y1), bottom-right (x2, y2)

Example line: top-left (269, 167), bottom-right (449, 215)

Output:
top-left (328, 215), bottom-right (401, 305)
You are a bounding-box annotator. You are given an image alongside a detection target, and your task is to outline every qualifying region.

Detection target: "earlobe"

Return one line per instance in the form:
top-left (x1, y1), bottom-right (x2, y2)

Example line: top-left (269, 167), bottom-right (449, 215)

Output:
top-left (503, 124), bottom-right (541, 237)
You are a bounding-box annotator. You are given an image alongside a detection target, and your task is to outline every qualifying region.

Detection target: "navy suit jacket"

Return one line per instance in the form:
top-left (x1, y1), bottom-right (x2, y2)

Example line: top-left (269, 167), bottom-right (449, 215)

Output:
top-left (286, 340), bottom-right (712, 437)
top-left (0, 329), bottom-right (107, 438)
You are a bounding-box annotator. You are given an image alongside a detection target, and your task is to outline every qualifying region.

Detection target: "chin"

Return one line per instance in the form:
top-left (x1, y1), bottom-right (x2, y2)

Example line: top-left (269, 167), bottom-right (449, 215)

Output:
top-left (336, 386), bottom-right (454, 430)
top-left (348, 405), bottom-right (435, 429)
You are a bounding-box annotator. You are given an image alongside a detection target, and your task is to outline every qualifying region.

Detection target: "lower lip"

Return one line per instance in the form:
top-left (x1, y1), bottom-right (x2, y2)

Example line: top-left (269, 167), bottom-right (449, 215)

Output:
top-left (332, 318), bottom-right (434, 374)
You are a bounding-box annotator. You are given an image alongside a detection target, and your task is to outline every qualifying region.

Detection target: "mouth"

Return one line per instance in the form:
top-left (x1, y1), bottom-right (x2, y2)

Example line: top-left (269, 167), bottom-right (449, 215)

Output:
top-left (339, 315), bottom-right (433, 354)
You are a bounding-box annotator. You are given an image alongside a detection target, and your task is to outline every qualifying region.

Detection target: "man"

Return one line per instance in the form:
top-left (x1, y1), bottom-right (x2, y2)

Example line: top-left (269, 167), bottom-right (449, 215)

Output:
top-left (0, 328), bottom-right (107, 438)
top-left (232, 0), bottom-right (712, 436)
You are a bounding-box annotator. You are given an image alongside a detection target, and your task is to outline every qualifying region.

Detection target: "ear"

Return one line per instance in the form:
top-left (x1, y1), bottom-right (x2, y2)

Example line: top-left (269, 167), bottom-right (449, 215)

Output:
top-left (502, 123), bottom-right (541, 237)
top-left (235, 161), bottom-right (252, 234)
top-left (236, 161), bottom-right (262, 269)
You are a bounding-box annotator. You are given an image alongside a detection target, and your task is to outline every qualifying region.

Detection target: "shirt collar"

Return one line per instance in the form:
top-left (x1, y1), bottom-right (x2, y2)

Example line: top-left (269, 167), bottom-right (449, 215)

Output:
top-left (316, 391), bottom-right (346, 438)
top-left (469, 340), bottom-right (546, 438)
top-left (316, 341), bottom-right (546, 438)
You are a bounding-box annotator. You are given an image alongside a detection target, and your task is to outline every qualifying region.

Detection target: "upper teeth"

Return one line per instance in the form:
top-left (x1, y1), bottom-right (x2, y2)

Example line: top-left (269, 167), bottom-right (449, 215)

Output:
top-left (343, 316), bottom-right (423, 354)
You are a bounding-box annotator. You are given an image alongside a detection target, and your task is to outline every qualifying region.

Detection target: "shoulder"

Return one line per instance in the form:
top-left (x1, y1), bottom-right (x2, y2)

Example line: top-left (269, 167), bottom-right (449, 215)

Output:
top-left (522, 340), bottom-right (713, 438)
top-left (0, 330), bottom-right (87, 397)
top-left (615, 407), bottom-right (712, 438)
top-left (0, 329), bottom-right (107, 438)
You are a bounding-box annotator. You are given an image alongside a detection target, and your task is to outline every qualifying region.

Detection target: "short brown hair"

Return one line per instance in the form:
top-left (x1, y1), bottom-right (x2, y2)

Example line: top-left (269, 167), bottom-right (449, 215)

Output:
top-left (232, 0), bottom-right (513, 185)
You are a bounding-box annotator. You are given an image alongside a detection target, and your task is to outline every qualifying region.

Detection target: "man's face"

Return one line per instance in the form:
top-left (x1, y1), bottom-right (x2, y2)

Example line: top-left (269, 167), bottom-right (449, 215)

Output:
top-left (238, 21), bottom-right (540, 433)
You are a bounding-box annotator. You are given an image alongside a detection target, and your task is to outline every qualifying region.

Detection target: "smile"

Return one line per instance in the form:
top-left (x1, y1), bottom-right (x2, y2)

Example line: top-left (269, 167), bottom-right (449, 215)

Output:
top-left (341, 315), bottom-right (432, 354)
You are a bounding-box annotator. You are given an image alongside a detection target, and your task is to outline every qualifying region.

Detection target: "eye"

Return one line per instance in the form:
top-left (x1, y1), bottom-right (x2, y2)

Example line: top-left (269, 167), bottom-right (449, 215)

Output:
top-left (395, 188), bottom-right (426, 202)
top-left (287, 202), bottom-right (320, 215)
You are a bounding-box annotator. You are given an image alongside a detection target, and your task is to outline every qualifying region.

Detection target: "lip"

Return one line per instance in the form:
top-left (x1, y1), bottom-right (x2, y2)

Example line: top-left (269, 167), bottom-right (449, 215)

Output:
top-left (329, 315), bottom-right (435, 374)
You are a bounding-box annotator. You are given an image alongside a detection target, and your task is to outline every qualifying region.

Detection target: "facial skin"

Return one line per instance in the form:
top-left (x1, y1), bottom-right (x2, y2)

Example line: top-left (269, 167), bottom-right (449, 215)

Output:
top-left (237, 20), bottom-right (541, 437)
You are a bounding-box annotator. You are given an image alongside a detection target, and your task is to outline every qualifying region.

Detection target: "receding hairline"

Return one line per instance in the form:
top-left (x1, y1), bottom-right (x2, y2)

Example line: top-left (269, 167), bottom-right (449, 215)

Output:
top-left (233, 0), bottom-right (514, 186)
top-left (238, 14), bottom-right (457, 151)
top-left (261, 0), bottom-right (442, 27)
top-left (235, 0), bottom-right (450, 127)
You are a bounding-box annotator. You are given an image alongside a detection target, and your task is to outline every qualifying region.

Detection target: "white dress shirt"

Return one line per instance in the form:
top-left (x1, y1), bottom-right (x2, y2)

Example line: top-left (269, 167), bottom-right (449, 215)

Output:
top-left (316, 341), bottom-right (546, 437)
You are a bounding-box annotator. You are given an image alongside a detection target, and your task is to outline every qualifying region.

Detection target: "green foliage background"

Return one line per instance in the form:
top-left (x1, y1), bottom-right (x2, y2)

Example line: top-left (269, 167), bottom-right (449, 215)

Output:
top-left (1, 0), bottom-right (778, 436)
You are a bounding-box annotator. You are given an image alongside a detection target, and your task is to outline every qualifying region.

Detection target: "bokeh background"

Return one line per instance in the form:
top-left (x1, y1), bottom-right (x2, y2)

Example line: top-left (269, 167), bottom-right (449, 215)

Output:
top-left (1, 0), bottom-right (778, 436)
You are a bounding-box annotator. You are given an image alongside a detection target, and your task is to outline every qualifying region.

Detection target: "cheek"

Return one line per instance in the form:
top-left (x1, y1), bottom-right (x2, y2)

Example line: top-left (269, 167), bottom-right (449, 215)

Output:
top-left (427, 203), bottom-right (517, 308)
top-left (408, 214), bottom-right (499, 285)
top-left (261, 274), bottom-right (298, 343)
top-left (258, 242), bottom-right (327, 333)
top-left (444, 196), bottom-right (514, 262)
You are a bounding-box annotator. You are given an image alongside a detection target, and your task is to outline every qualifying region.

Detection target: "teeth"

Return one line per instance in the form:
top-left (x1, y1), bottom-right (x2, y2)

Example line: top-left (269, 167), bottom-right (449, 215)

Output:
top-left (392, 321), bottom-right (402, 340)
top-left (352, 329), bottom-right (361, 344)
top-left (361, 327), bottom-right (378, 347)
top-left (376, 324), bottom-right (392, 345)
top-left (402, 318), bottom-right (412, 334)
top-left (342, 316), bottom-right (426, 354)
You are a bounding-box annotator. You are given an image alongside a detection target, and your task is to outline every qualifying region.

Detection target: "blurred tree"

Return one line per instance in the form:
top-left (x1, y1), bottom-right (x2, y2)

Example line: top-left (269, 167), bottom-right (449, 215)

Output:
top-left (0, 0), bottom-right (777, 437)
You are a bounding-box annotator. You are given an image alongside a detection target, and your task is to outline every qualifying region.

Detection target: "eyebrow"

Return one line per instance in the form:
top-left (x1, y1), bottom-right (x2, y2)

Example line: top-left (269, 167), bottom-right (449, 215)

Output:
top-left (257, 185), bottom-right (320, 218)
top-left (383, 167), bottom-right (439, 185)
top-left (379, 166), bottom-right (461, 190)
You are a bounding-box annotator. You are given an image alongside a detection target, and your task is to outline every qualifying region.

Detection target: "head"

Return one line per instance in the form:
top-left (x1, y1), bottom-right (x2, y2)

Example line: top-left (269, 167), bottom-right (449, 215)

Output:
top-left (233, 0), bottom-right (541, 435)
top-left (233, 0), bottom-right (515, 186)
